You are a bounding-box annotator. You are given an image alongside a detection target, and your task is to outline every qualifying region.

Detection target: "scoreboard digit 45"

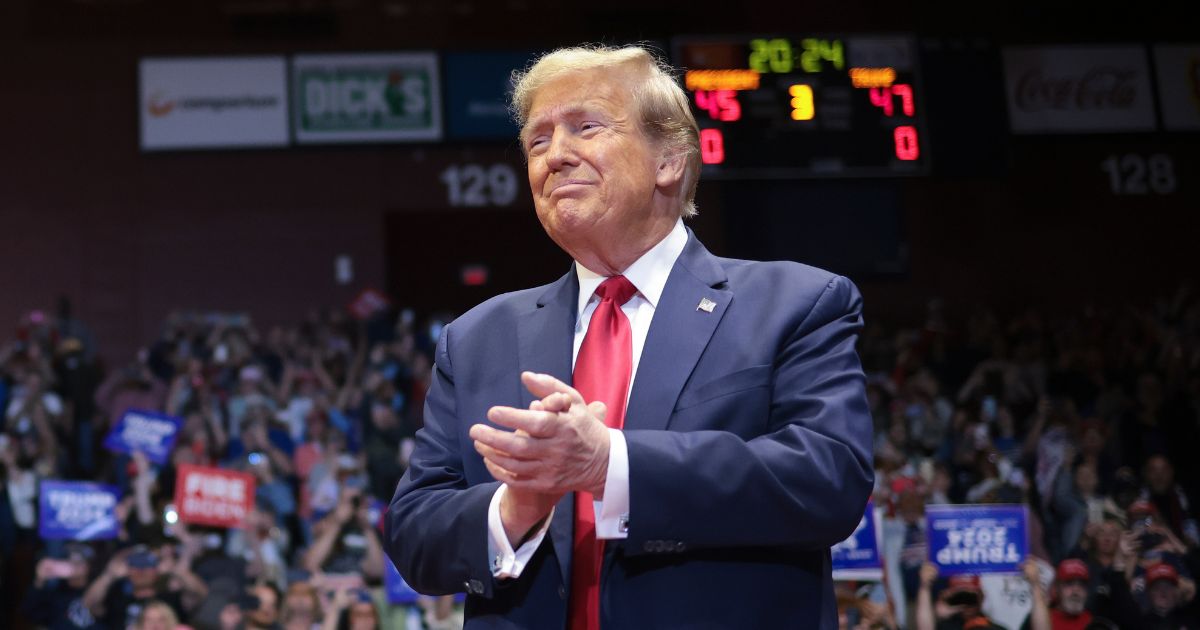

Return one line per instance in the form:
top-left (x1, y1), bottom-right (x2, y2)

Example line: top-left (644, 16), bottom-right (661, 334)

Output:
top-left (673, 35), bottom-right (929, 178)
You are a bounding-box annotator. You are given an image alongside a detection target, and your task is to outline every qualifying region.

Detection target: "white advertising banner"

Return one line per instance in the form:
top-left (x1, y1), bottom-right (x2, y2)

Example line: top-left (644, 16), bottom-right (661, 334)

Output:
top-left (139, 57), bottom-right (289, 151)
top-left (1153, 44), bottom-right (1200, 131)
top-left (291, 52), bottom-right (442, 143)
top-left (1002, 45), bottom-right (1157, 133)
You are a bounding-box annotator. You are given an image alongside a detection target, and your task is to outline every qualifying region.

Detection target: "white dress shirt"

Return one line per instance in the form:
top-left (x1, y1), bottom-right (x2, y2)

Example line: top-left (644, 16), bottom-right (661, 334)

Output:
top-left (486, 219), bottom-right (689, 579)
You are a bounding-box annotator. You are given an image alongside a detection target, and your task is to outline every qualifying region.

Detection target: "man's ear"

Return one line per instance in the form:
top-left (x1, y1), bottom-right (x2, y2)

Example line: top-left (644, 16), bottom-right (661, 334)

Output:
top-left (655, 150), bottom-right (687, 190)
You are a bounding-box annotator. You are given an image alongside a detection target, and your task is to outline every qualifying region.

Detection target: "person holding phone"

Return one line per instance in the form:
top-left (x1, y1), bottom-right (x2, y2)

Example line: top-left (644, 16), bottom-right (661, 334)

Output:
top-left (916, 562), bottom-right (1005, 630)
top-left (22, 546), bottom-right (98, 630)
top-left (83, 547), bottom-right (187, 630)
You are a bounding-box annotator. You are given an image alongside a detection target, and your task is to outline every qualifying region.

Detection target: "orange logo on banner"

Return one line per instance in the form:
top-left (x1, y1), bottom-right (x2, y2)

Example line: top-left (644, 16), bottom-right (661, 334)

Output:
top-left (174, 464), bottom-right (255, 528)
top-left (147, 92), bottom-right (176, 118)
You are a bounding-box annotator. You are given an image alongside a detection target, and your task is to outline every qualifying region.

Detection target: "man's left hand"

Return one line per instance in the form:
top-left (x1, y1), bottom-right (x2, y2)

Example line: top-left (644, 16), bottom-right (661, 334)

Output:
top-left (469, 372), bottom-right (611, 498)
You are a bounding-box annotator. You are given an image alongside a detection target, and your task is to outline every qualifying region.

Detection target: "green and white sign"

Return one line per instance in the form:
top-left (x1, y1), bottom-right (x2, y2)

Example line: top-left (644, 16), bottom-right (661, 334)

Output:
top-left (292, 52), bottom-right (442, 143)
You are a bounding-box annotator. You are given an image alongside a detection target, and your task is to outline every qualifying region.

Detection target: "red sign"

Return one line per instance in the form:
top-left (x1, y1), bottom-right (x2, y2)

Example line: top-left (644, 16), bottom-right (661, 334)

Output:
top-left (347, 288), bottom-right (392, 321)
top-left (174, 464), bottom-right (255, 528)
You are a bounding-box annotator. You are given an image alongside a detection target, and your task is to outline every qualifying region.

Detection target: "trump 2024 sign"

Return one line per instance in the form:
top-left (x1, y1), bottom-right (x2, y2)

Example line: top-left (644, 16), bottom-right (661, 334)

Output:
top-left (39, 481), bottom-right (121, 541)
top-left (926, 504), bottom-right (1027, 575)
top-left (174, 464), bottom-right (255, 528)
top-left (103, 409), bottom-right (182, 465)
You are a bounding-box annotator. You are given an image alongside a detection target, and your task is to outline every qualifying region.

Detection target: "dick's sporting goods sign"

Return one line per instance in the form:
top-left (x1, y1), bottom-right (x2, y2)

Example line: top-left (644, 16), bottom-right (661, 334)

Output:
top-left (292, 52), bottom-right (442, 143)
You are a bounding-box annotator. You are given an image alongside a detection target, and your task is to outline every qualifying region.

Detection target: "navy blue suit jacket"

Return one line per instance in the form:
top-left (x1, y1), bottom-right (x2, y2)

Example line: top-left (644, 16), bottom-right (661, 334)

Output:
top-left (386, 230), bottom-right (874, 629)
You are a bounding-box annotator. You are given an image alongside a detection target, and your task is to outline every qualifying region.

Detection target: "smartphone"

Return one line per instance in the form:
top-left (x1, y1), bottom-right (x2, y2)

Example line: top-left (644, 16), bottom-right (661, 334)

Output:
top-left (45, 559), bottom-right (75, 579)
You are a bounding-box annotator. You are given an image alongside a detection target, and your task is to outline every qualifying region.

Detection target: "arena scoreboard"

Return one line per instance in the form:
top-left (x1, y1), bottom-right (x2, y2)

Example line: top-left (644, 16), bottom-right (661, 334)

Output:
top-left (673, 35), bottom-right (929, 178)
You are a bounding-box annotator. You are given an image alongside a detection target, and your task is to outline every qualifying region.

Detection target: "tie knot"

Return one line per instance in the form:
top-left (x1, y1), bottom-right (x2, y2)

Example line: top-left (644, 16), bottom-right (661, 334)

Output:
top-left (594, 275), bottom-right (637, 305)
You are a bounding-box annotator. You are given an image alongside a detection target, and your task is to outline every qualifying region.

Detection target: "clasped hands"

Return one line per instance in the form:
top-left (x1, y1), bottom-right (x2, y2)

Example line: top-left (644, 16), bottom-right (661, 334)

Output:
top-left (469, 372), bottom-right (611, 543)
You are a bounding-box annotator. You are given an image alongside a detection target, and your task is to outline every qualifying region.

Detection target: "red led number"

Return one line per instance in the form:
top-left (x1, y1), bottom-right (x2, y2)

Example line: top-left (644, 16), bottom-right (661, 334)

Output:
top-left (869, 84), bottom-right (915, 117)
top-left (893, 84), bottom-right (915, 116)
top-left (894, 126), bottom-right (919, 161)
top-left (694, 90), bottom-right (741, 122)
top-left (700, 128), bottom-right (725, 165)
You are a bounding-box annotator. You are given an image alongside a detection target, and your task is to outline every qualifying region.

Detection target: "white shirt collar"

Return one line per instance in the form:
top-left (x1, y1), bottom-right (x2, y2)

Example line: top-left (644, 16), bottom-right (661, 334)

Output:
top-left (575, 219), bottom-right (688, 316)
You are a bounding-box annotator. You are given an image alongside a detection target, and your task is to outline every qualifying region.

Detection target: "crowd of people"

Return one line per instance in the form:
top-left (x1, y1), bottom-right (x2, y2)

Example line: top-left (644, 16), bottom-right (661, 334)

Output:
top-left (1, 301), bottom-right (457, 630)
top-left (842, 285), bottom-right (1200, 629)
top-left (2, 284), bottom-right (1199, 630)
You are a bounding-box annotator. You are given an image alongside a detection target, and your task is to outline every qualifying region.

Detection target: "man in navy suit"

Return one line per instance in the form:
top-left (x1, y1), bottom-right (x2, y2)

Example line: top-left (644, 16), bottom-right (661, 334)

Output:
top-left (386, 45), bottom-right (874, 629)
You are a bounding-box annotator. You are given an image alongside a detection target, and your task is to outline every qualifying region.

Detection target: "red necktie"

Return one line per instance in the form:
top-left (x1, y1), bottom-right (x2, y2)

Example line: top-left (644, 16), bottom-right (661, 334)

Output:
top-left (569, 275), bottom-right (637, 630)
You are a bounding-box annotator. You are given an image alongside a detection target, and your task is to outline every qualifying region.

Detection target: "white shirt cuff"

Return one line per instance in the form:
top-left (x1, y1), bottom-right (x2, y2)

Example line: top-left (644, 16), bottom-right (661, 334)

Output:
top-left (486, 484), bottom-right (553, 579)
top-left (594, 428), bottom-right (630, 539)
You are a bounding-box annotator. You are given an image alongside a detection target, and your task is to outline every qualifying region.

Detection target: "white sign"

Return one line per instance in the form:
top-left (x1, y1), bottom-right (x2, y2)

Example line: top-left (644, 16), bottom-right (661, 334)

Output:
top-left (1002, 45), bottom-right (1157, 133)
top-left (139, 57), bottom-right (289, 151)
top-left (291, 53), bottom-right (442, 143)
top-left (1154, 44), bottom-right (1200, 131)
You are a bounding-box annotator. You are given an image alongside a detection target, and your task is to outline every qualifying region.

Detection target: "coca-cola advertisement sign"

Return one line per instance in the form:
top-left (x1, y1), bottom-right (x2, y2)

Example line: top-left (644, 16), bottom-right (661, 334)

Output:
top-left (1003, 46), bottom-right (1156, 133)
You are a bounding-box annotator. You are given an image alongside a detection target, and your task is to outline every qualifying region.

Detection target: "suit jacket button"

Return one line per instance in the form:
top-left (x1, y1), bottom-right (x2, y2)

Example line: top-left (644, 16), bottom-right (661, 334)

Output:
top-left (558, 584), bottom-right (567, 599)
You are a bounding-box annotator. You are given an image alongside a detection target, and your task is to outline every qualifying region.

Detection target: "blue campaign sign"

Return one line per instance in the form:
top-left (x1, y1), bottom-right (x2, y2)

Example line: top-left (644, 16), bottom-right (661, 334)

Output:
top-left (443, 51), bottom-right (536, 140)
top-left (832, 500), bottom-right (882, 579)
top-left (39, 480), bottom-right (121, 541)
top-left (926, 504), bottom-right (1027, 575)
top-left (103, 409), bottom-right (182, 465)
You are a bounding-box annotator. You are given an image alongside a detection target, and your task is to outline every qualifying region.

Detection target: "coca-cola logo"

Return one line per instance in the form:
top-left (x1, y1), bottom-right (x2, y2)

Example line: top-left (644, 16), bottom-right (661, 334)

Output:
top-left (1014, 66), bottom-right (1141, 112)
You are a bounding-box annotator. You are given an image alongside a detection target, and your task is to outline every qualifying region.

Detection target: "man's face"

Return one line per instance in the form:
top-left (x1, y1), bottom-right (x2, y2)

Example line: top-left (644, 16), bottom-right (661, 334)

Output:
top-left (1149, 580), bottom-right (1179, 615)
top-left (523, 66), bottom-right (671, 264)
top-left (1146, 456), bottom-right (1173, 494)
top-left (67, 555), bottom-right (90, 588)
top-left (1059, 580), bottom-right (1088, 615)
top-left (248, 586), bottom-right (279, 627)
top-left (128, 565), bottom-right (158, 590)
top-left (1074, 464), bottom-right (1098, 496)
top-left (1093, 521), bottom-right (1120, 554)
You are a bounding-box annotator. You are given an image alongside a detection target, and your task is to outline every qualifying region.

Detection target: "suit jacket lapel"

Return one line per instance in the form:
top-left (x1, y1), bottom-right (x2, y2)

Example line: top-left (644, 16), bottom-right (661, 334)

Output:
top-left (624, 230), bottom-right (732, 432)
top-left (517, 268), bottom-right (578, 589)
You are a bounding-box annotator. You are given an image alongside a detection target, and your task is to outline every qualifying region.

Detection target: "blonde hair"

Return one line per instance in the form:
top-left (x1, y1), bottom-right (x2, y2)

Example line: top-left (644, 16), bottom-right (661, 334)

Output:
top-left (135, 600), bottom-right (179, 629)
top-left (510, 45), bottom-right (701, 218)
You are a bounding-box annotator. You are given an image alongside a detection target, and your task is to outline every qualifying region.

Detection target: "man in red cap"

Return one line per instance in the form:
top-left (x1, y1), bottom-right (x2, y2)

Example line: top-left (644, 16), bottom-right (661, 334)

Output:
top-left (1141, 561), bottom-right (1199, 629)
top-left (1020, 559), bottom-right (1092, 630)
top-left (916, 562), bottom-right (1004, 630)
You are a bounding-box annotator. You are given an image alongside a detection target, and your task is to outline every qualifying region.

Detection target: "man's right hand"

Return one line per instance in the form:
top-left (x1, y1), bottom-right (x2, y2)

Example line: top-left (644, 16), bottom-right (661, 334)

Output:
top-left (496, 396), bottom-right (566, 546)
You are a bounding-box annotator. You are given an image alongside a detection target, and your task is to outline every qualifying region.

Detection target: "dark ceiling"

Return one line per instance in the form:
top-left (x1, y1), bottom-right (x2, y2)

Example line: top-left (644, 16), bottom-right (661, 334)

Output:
top-left (3, 0), bottom-right (1194, 50)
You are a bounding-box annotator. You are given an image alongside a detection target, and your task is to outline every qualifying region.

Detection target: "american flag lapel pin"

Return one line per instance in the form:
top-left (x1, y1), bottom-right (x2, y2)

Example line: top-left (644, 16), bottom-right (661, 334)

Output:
top-left (697, 298), bottom-right (717, 313)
